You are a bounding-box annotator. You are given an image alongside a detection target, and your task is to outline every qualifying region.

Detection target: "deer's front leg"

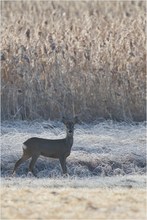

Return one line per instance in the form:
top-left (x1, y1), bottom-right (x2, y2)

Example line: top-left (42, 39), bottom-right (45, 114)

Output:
top-left (59, 156), bottom-right (67, 175)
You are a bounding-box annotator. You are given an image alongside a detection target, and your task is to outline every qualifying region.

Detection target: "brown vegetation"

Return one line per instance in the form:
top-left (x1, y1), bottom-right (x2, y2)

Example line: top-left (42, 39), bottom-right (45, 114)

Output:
top-left (1, 1), bottom-right (146, 121)
top-left (1, 187), bottom-right (146, 219)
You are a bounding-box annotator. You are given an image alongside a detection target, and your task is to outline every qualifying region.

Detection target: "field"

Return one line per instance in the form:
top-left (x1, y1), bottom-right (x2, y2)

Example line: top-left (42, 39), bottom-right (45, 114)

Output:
top-left (1, 188), bottom-right (146, 219)
top-left (1, 1), bottom-right (146, 121)
top-left (1, 120), bottom-right (146, 219)
top-left (1, 1), bottom-right (146, 219)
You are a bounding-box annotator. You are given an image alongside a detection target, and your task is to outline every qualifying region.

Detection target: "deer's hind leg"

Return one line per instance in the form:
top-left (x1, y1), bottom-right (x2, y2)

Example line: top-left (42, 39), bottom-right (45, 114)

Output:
top-left (12, 150), bottom-right (31, 176)
top-left (28, 154), bottom-right (39, 177)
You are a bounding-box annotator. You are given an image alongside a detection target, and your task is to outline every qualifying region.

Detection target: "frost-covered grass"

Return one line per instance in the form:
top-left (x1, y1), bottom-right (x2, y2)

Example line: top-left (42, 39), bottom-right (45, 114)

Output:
top-left (2, 175), bottom-right (146, 189)
top-left (1, 120), bottom-right (146, 188)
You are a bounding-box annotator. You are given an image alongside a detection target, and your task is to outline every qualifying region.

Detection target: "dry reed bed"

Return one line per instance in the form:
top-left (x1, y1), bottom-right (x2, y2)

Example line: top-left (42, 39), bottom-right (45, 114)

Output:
top-left (1, 187), bottom-right (146, 219)
top-left (1, 1), bottom-right (146, 121)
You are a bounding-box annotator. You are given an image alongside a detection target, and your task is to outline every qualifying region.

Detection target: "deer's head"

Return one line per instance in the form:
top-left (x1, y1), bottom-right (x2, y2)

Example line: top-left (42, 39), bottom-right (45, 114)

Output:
top-left (62, 116), bottom-right (78, 136)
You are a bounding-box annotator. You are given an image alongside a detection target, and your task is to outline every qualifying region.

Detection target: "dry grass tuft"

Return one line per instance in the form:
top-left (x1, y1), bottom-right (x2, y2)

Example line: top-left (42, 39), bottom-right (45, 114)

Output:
top-left (1, 1), bottom-right (146, 121)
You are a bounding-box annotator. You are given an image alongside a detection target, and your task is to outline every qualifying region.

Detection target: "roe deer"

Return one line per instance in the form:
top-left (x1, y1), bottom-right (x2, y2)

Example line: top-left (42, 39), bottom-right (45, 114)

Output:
top-left (12, 116), bottom-right (78, 177)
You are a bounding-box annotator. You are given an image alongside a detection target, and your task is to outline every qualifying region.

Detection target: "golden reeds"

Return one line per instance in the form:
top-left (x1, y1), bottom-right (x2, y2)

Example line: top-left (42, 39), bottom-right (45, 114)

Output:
top-left (1, 1), bottom-right (146, 121)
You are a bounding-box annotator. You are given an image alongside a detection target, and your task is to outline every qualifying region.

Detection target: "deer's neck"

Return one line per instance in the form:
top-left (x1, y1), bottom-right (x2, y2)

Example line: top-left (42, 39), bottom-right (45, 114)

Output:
top-left (66, 134), bottom-right (74, 149)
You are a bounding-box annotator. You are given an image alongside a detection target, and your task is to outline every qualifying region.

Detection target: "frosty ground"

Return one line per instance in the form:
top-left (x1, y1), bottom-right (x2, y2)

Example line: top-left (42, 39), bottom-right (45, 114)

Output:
top-left (1, 120), bottom-right (146, 219)
top-left (1, 120), bottom-right (146, 188)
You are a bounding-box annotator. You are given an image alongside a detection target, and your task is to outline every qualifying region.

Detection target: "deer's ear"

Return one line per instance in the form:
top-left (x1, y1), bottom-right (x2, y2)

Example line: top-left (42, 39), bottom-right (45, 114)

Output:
top-left (74, 116), bottom-right (79, 124)
top-left (62, 116), bottom-right (67, 124)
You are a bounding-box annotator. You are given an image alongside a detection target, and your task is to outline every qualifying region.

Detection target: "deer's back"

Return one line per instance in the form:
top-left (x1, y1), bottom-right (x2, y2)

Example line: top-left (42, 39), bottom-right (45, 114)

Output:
top-left (23, 137), bottom-right (69, 158)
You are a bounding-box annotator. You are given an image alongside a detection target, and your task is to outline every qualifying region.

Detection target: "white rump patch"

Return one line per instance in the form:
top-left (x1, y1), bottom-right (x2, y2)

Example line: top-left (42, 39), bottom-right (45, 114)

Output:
top-left (23, 144), bottom-right (27, 150)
